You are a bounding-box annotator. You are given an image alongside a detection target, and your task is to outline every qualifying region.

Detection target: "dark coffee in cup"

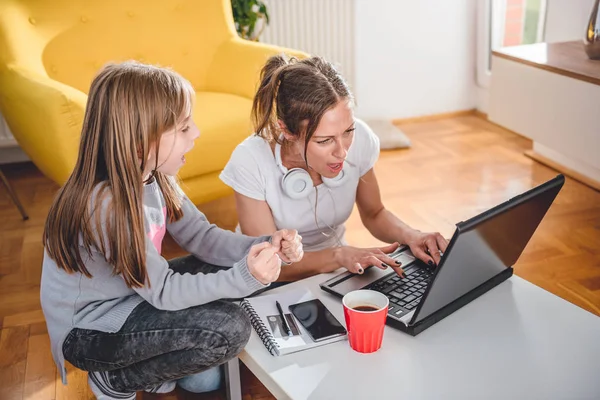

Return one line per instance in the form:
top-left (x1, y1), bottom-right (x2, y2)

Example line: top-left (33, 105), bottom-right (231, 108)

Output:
top-left (352, 305), bottom-right (379, 312)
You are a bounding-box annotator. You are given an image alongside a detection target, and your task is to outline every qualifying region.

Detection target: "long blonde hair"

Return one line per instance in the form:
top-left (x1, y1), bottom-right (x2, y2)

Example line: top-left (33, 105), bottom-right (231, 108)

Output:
top-left (43, 61), bottom-right (194, 288)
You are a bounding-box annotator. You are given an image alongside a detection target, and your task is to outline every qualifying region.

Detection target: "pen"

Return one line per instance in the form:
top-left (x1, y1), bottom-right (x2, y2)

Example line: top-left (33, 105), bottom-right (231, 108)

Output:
top-left (276, 300), bottom-right (293, 337)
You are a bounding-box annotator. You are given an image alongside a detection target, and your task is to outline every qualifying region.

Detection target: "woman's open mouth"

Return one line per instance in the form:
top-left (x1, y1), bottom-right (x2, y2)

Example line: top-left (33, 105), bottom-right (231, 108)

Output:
top-left (327, 162), bottom-right (343, 173)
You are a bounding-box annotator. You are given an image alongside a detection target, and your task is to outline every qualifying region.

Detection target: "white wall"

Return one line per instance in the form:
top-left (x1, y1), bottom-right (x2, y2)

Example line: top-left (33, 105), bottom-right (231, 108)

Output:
top-left (354, 0), bottom-right (478, 120)
top-left (544, 0), bottom-right (596, 43)
top-left (476, 86), bottom-right (489, 114)
top-left (0, 111), bottom-right (29, 164)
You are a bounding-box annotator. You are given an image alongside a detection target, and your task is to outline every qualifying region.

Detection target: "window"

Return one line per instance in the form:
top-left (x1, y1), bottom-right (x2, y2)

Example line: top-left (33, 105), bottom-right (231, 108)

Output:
top-left (477, 0), bottom-right (548, 88)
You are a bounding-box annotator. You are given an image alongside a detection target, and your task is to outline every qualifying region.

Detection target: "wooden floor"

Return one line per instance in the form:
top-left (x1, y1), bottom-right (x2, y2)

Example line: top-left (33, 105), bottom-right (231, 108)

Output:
top-left (1, 115), bottom-right (599, 400)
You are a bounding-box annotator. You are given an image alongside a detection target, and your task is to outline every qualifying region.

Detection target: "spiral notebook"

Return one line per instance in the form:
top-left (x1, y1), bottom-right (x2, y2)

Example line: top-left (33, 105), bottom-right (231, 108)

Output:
top-left (240, 288), bottom-right (347, 356)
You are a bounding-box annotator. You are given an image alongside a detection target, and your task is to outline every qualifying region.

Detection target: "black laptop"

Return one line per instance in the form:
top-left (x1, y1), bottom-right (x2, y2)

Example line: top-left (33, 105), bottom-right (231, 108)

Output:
top-left (320, 174), bottom-right (565, 336)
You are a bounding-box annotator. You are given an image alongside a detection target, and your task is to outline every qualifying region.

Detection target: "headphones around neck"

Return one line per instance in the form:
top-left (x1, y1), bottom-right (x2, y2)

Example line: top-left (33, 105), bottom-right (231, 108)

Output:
top-left (274, 141), bottom-right (349, 199)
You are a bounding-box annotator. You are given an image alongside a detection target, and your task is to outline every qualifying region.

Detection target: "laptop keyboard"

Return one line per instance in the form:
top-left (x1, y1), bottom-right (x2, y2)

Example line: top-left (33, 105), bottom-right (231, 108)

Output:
top-left (367, 267), bottom-right (433, 316)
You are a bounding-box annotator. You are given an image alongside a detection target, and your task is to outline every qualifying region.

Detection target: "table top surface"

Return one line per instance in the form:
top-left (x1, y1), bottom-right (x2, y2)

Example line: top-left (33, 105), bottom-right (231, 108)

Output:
top-left (492, 41), bottom-right (600, 86)
top-left (240, 271), bottom-right (600, 400)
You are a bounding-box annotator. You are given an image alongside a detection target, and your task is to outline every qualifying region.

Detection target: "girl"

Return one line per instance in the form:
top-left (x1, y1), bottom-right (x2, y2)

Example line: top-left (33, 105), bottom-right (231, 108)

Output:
top-left (40, 61), bottom-right (303, 399)
top-left (220, 54), bottom-right (447, 282)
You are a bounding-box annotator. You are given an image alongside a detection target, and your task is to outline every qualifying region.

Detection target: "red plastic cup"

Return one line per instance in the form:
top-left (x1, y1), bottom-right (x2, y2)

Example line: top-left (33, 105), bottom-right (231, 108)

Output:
top-left (342, 290), bottom-right (389, 353)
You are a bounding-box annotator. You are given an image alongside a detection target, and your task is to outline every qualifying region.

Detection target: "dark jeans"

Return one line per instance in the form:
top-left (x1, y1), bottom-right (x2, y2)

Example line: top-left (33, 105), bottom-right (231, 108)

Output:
top-left (62, 256), bottom-right (252, 393)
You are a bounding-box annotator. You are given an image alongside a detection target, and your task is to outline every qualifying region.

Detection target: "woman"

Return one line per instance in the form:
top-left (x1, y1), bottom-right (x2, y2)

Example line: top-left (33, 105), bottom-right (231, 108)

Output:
top-left (220, 54), bottom-right (447, 281)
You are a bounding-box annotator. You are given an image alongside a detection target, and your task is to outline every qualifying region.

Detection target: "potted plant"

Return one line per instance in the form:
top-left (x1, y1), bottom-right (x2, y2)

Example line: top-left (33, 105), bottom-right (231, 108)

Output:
top-left (231, 0), bottom-right (270, 41)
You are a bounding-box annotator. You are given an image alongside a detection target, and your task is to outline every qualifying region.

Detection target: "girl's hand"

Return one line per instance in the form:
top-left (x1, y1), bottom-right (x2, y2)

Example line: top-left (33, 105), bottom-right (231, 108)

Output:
top-left (271, 229), bottom-right (304, 264)
top-left (404, 229), bottom-right (449, 267)
top-left (335, 242), bottom-right (404, 276)
top-left (247, 242), bottom-right (281, 285)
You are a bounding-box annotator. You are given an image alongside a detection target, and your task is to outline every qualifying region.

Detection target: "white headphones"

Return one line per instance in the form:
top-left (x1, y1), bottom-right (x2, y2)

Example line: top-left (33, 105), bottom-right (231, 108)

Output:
top-left (274, 141), bottom-right (349, 199)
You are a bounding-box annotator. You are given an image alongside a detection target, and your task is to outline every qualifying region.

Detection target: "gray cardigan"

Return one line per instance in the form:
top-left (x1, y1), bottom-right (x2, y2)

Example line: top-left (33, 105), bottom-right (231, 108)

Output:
top-left (40, 180), bottom-right (269, 383)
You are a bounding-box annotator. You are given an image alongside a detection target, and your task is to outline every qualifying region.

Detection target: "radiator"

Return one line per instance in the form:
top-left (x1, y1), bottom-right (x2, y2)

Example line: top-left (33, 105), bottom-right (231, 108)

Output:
top-left (260, 0), bottom-right (356, 91)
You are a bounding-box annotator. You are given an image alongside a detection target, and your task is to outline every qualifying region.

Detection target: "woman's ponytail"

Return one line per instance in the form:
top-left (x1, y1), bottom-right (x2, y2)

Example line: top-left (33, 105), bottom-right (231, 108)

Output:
top-left (251, 54), bottom-right (294, 143)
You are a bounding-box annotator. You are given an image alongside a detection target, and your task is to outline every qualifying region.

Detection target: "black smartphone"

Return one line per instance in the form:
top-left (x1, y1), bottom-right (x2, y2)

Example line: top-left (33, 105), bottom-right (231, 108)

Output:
top-left (288, 299), bottom-right (347, 342)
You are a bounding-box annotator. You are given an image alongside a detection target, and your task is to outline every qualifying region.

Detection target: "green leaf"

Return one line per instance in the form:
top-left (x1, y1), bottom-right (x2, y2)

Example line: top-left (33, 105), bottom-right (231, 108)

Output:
top-left (231, 0), bottom-right (269, 39)
top-left (259, 4), bottom-right (269, 24)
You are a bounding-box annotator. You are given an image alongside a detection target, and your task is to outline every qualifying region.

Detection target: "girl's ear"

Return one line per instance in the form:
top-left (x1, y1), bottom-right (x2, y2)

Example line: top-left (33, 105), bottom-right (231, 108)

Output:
top-left (137, 146), bottom-right (154, 171)
top-left (136, 147), bottom-right (150, 162)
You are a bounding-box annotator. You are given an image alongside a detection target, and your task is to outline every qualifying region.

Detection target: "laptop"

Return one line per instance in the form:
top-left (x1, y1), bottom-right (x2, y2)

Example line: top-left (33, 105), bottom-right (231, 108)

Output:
top-left (320, 174), bottom-right (565, 336)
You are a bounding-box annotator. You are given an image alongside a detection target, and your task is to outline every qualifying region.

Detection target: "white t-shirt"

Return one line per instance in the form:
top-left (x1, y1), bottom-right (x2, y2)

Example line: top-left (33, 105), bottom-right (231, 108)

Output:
top-left (220, 118), bottom-right (380, 252)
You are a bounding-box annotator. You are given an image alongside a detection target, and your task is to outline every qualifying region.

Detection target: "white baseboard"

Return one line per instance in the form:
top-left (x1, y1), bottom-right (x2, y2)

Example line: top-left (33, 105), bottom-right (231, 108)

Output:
top-left (0, 146), bottom-right (30, 164)
top-left (533, 142), bottom-right (600, 183)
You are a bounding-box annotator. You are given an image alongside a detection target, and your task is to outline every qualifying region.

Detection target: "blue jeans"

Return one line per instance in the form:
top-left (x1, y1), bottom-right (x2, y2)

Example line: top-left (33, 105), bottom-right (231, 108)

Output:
top-left (62, 256), bottom-right (251, 393)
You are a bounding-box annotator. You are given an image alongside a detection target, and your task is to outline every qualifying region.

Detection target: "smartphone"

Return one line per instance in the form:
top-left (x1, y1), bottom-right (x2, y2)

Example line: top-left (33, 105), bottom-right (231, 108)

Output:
top-left (289, 299), bottom-right (347, 342)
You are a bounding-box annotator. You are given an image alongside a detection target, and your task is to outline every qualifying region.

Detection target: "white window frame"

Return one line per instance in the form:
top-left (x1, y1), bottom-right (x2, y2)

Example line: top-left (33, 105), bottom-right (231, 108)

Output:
top-left (476, 0), bottom-right (506, 88)
top-left (476, 0), bottom-right (547, 89)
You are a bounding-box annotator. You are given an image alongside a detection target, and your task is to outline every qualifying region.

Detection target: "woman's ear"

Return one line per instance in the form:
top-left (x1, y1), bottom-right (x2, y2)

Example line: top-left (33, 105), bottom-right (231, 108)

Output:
top-left (278, 120), bottom-right (296, 142)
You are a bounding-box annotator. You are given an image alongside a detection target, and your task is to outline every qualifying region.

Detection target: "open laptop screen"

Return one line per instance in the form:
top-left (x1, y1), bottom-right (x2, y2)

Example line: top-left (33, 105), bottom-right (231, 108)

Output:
top-left (412, 175), bottom-right (564, 324)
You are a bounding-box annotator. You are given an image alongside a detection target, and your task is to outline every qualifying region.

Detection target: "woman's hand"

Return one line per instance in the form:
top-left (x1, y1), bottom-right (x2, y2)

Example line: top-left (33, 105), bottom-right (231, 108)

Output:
top-left (404, 229), bottom-right (449, 267)
top-left (334, 242), bottom-right (405, 276)
top-left (271, 229), bottom-right (304, 264)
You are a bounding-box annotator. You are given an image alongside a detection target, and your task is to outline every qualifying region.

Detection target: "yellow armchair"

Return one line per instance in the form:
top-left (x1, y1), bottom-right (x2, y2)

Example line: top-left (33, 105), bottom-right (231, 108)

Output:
top-left (0, 0), bottom-right (306, 204)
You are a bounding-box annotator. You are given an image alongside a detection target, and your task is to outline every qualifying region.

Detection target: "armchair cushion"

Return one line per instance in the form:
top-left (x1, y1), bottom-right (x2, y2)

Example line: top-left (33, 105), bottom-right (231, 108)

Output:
top-left (180, 91), bottom-right (253, 180)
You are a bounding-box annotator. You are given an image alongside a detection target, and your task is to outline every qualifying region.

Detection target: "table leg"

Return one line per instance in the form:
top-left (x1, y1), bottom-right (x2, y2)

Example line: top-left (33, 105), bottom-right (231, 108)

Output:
top-left (224, 357), bottom-right (242, 400)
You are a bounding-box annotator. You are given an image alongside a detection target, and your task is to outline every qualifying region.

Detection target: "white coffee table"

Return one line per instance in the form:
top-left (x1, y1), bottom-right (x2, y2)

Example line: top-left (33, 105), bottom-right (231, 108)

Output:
top-left (234, 271), bottom-right (600, 400)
